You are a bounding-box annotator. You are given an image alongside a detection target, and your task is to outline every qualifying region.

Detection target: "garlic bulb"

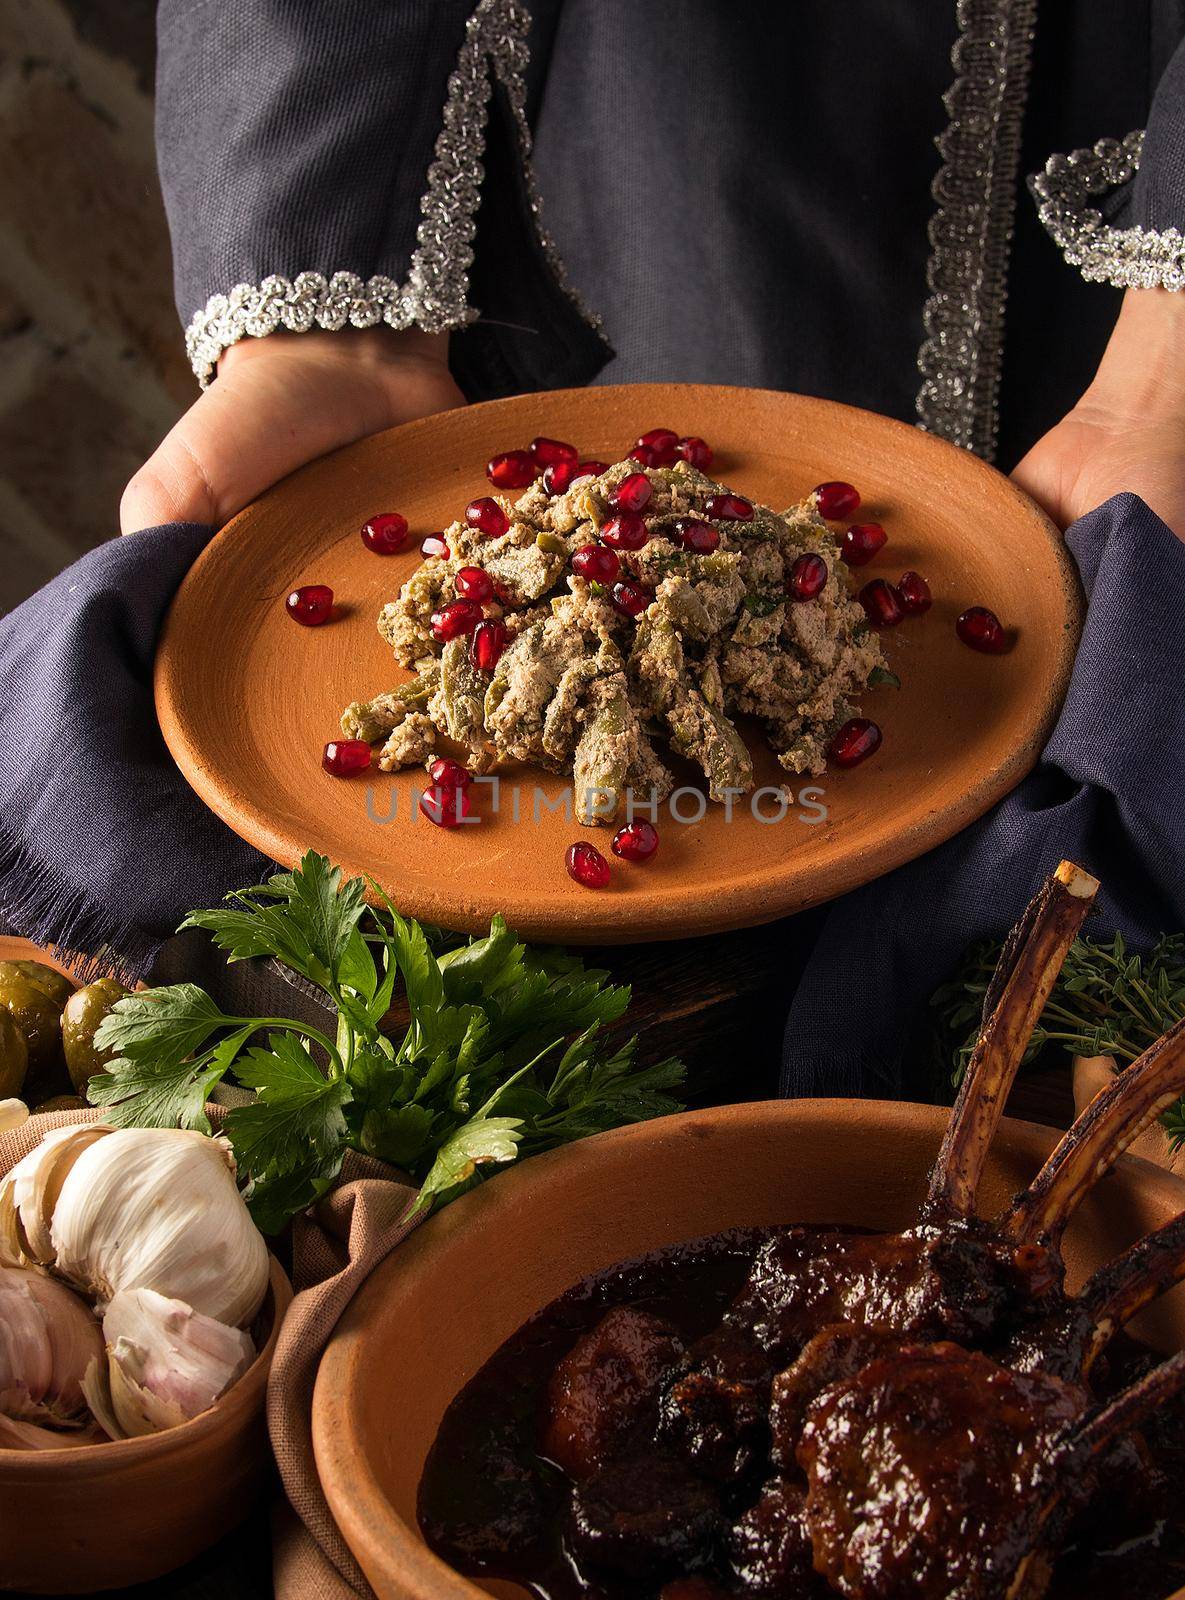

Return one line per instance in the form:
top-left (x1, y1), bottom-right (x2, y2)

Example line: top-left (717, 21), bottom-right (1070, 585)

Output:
top-left (82, 1287), bottom-right (254, 1440)
top-left (0, 1266), bottom-right (103, 1426)
top-left (0, 1124), bottom-right (113, 1266)
top-left (0, 1098), bottom-right (28, 1134)
top-left (51, 1129), bottom-right (269, 1328)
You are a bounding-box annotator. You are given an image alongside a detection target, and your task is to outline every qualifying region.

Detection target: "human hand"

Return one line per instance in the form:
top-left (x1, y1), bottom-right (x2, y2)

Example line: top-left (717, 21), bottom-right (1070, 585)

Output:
top-left (120, 327), bottom-right (464, 534)
top-left (1011, 287), bottom-right (1185, 541)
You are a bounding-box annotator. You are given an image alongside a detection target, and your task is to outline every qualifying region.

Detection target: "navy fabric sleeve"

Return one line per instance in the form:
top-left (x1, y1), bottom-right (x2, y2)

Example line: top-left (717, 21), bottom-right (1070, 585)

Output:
top-left (155, 0), bottom-right (473, 326)
top-left (1132, 32), bottom-right (1185, 230)
top-left (781, 494), bottom-right (1185, 1102)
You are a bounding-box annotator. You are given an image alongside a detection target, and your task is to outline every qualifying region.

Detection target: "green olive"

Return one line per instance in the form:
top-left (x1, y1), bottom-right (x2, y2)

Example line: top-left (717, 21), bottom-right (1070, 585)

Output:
top-left (0, 960), bottom-right (76, 1009)
top-left (0, 1012), bottom-right (28, 1099)
top-left (61, 979), bottom-right (130, 1094)
top-left (0, 973), bottom-right (66, 1078)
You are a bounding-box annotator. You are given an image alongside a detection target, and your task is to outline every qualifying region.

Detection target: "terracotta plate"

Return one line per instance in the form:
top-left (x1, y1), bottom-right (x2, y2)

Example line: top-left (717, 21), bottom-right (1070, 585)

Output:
top-left (155, 384), bottom-right (1081, 943)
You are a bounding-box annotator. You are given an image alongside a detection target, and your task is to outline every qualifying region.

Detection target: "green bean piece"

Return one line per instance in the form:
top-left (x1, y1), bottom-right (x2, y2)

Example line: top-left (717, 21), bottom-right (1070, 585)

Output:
top-left (573, 679), bottom-right (632, 826)
top-left (438, 637), bottom-right (487, 744)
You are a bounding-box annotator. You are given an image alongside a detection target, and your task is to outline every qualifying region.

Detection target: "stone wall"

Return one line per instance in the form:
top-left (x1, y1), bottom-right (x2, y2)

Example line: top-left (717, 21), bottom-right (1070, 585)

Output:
top-left (0, 0), bottom-right (190, 613)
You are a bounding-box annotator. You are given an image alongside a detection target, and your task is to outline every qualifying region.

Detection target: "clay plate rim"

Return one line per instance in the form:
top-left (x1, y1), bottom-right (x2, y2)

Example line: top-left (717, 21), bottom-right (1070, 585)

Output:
top-left (155, 384), bottom-right (1083, 942)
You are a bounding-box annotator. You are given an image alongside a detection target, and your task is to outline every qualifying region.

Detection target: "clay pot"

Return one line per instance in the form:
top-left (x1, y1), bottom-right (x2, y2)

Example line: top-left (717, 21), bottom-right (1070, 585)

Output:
top-left (312, 1099), bottom-right (1185, 1600)
top-left (0, 1203), bottom-right (292, 1592)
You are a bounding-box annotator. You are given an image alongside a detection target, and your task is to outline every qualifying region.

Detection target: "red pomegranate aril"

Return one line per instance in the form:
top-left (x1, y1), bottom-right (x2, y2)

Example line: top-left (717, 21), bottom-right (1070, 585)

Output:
top-left (859, 578), bottom-right (906, 628)
top-left (455, 565), bottom-right (494, 603)
top-left (676, 518), bottom-right (720, 553)
top-left (571, 544), bottom-right (621, 584)
top-left (430, 599), bottom-right (482, 642)
top-left (609, 471), bottom-right (653, 513)
top-left (465, 497), bottom-right (511, 538)
top-left (470, 618), bottom-right (508, 672)
top-left (360, 511), bottom-right (409, 555)
top-left (705, 493), bottom-right (753, 522)
top-left (637, 427), bottom-right (679, 454)
top-left (600, 511), bottom-right (649, 551)
top-left (529, 436), bottom-right (578, 468)
top-left (576, 459), bottom-right (609, 478)
top-left (676, 436), bottom-right (713, 471)
top-left (611, 820), bottom-right (659, 863)
top-left (420, 783), bottom-right (473, 828)
top-left (829, 718), bottom-right (883, 768)
top-left (486, 450), bottom-right (536, 489)
top-left (630, 443), bottom-right (660, 468)
top-left (566, 841), bottom-right (611, 889)
top-left (543, 460), bottom-right (579, 496)
top-left (421, 534), bottom-right (451, 560)
top-left (428, 757), bottom-right (472, 789)
top-left (786, 552), bottom-right (828, 601)
top-left (956, 606), bottom-right (1009, 653)
top-left (286, 585), bottom-right (334, 626)
top-left (322, 739), bottom-right (371, 777)
top-left (841, 522), bottom-right (887, 566)
top-left (898, 570), bottom-right (933, 614)
top-left (611, 579), bottom-right (651, 617)
top-left (814, 481), bottom-right (861, 519)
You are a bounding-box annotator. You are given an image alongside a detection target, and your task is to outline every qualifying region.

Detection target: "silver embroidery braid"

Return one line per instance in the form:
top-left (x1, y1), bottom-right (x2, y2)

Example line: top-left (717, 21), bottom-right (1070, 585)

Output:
top-left (1030, 130), bottom-right (1185, 292)
top-left (916, 0), bottom-right (1038, 462)
top-left (184, 0), bottom-right (593, 388)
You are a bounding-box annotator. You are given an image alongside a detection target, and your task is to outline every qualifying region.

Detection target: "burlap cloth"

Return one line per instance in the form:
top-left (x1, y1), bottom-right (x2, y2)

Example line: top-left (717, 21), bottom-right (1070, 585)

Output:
top-left (0, 1109), bottom-right (422, 1600)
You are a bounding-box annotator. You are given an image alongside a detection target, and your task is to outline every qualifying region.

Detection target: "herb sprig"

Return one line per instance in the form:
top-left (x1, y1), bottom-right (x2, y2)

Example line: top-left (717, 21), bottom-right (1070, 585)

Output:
top-left (89, 854), bottom-right (685, 1229)
top-left (931, 930), bottom-right (1185, 1143)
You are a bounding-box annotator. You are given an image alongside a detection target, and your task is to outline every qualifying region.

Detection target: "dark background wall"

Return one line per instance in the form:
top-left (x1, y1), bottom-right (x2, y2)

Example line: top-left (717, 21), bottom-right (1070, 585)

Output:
top-left (1, 0), bottom-right (190, 613)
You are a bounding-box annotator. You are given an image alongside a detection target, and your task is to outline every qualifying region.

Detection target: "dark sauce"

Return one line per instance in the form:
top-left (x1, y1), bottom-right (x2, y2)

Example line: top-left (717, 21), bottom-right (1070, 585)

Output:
top-left (418, 1226), bottom-right (1185, 1599)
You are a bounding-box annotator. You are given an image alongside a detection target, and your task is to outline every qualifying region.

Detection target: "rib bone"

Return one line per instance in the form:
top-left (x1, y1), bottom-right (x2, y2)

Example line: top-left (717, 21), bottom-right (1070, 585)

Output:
top-left (1003, 1015), bottom-right (1185, 1246)
top-left (926, 861), bottom-right (1098, 1219)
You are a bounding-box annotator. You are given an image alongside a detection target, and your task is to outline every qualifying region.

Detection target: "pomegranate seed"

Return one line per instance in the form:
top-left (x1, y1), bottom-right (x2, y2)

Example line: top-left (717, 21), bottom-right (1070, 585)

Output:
top-left (465, 497), bottom-right (511, 538)
top-left (360, 511), bottom-right (410, 555)
top-left (428, 757), bottom-right (472, 789)
top-left (544, 459), bottom-right (579, 495)
top-left (430, 599), bottom-right (482, 642)
top-left (676, 436), bottom-right (713, 470)
top-left (637, 427), bottom-right (679, 455)
top-left (322, 739), bottom-right (371, 777)
top-left (814, 481), bottom-right (861, 519)
top-left (470, 618), bottom-right (508, 672)
top-left (455, 566), bottom-right (494, 603)
top-left (956, 606), bottom-right (1009, 653)
top-left (609, 471), bottom-right (653, 512)
top-left (420, 783), bottom-right (473, 828)
top-left (675, 518), bottom-right (720, 553)
top-left (786, 552), bottom-right (828, 601)
top-left (829, 718), bottom-right (883, 768)
top-left (859, 579), bottom-right (906, 628)
top-left (566, 841), bottom-right (611, 889)
top-left (705, 493), bottom-right (753, 521)
top-left (576, 459), bottom-right (609, 478)
top-left (631, 443), bottom-right (661, 468)
top-left (421, 534), bottom-right (451, 560)
top-left (600, 511), bottom-right (649, 551)
top-left (612, 820), bottom-right (659, 862)
top-left (286, 585), bottom-right (334, 626)
top-left (898, 570), bottom-right (932, 614)
top-left (611, 579), bottom-right (651, 618)
top-left (529, 436), bottom-right (578, 468)
top-left (486, 450), bottom-right (536, 489)
top-left (841, 522), bottom-right (887, 566)
top-left (572, 544), bottom-right (621, 584)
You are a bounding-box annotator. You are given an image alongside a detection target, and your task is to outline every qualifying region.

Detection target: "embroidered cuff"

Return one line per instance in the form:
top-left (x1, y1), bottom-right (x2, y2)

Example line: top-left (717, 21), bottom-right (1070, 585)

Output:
top-left (1029, 130), bottom-right (1185, 293)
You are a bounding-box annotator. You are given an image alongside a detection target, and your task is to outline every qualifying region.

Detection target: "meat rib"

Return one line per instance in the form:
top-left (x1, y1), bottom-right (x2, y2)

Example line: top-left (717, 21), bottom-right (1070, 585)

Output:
top-left (926, 860), bottom-right (1098, 1219)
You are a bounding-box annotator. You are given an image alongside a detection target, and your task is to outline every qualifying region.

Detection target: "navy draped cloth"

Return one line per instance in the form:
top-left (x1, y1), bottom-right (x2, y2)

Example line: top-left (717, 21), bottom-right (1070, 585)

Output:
top-left (1, 495), bottom-right (1182, 1094)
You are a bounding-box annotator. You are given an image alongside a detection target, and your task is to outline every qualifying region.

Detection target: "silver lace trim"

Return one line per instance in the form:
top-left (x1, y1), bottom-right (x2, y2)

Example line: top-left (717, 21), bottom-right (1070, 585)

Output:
top-left (184, 0), bottom-right (594, 387)
top-left (1030, 129), bottom-right (1185, 292)
top-left (916, 0), bottom-right (1038, 462)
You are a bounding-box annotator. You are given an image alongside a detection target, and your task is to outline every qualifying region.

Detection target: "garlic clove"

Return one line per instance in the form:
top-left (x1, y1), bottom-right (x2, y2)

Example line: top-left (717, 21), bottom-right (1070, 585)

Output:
top-left (102, 1287), bottom-right (255, 1423)
top-left (1, 1125), bottom-right (112, 1266)
top-left (51, 1128), bottom-right (268, 1327)
top-left (0, 1098), bottom-right (29, 1134)
top-left (106, 1351), bottom-right (190, 1438)
top-left (0, 1267), bottom-right (103, 1426)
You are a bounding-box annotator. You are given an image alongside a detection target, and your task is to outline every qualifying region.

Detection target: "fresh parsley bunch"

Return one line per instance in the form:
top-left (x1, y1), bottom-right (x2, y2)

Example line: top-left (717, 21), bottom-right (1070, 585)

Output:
top-left (89, 853), bottom-right (685, 1230)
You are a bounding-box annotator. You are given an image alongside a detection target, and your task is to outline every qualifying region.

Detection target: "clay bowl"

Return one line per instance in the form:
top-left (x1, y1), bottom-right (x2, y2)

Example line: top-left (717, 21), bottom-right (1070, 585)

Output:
top-left (313, 1100), bottom-right (1185, 1600)
top-left (0, 1112), bottom-right (294, 1594)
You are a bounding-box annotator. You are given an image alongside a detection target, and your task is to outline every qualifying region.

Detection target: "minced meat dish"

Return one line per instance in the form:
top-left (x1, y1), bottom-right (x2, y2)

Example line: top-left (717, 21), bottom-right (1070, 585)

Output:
top-left (341, 459), bottom-right (886, 825)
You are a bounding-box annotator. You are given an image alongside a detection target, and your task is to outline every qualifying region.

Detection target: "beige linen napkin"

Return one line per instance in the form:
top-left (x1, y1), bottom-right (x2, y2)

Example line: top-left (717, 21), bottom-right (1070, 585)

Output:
top-left (1072, 1054), bottom-right (1185, 1179)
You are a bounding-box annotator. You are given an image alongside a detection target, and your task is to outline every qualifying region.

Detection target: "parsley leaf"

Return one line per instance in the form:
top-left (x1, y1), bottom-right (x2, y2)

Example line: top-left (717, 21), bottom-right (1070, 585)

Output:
top-left (227, 1034), bottom-right (351, 1177)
